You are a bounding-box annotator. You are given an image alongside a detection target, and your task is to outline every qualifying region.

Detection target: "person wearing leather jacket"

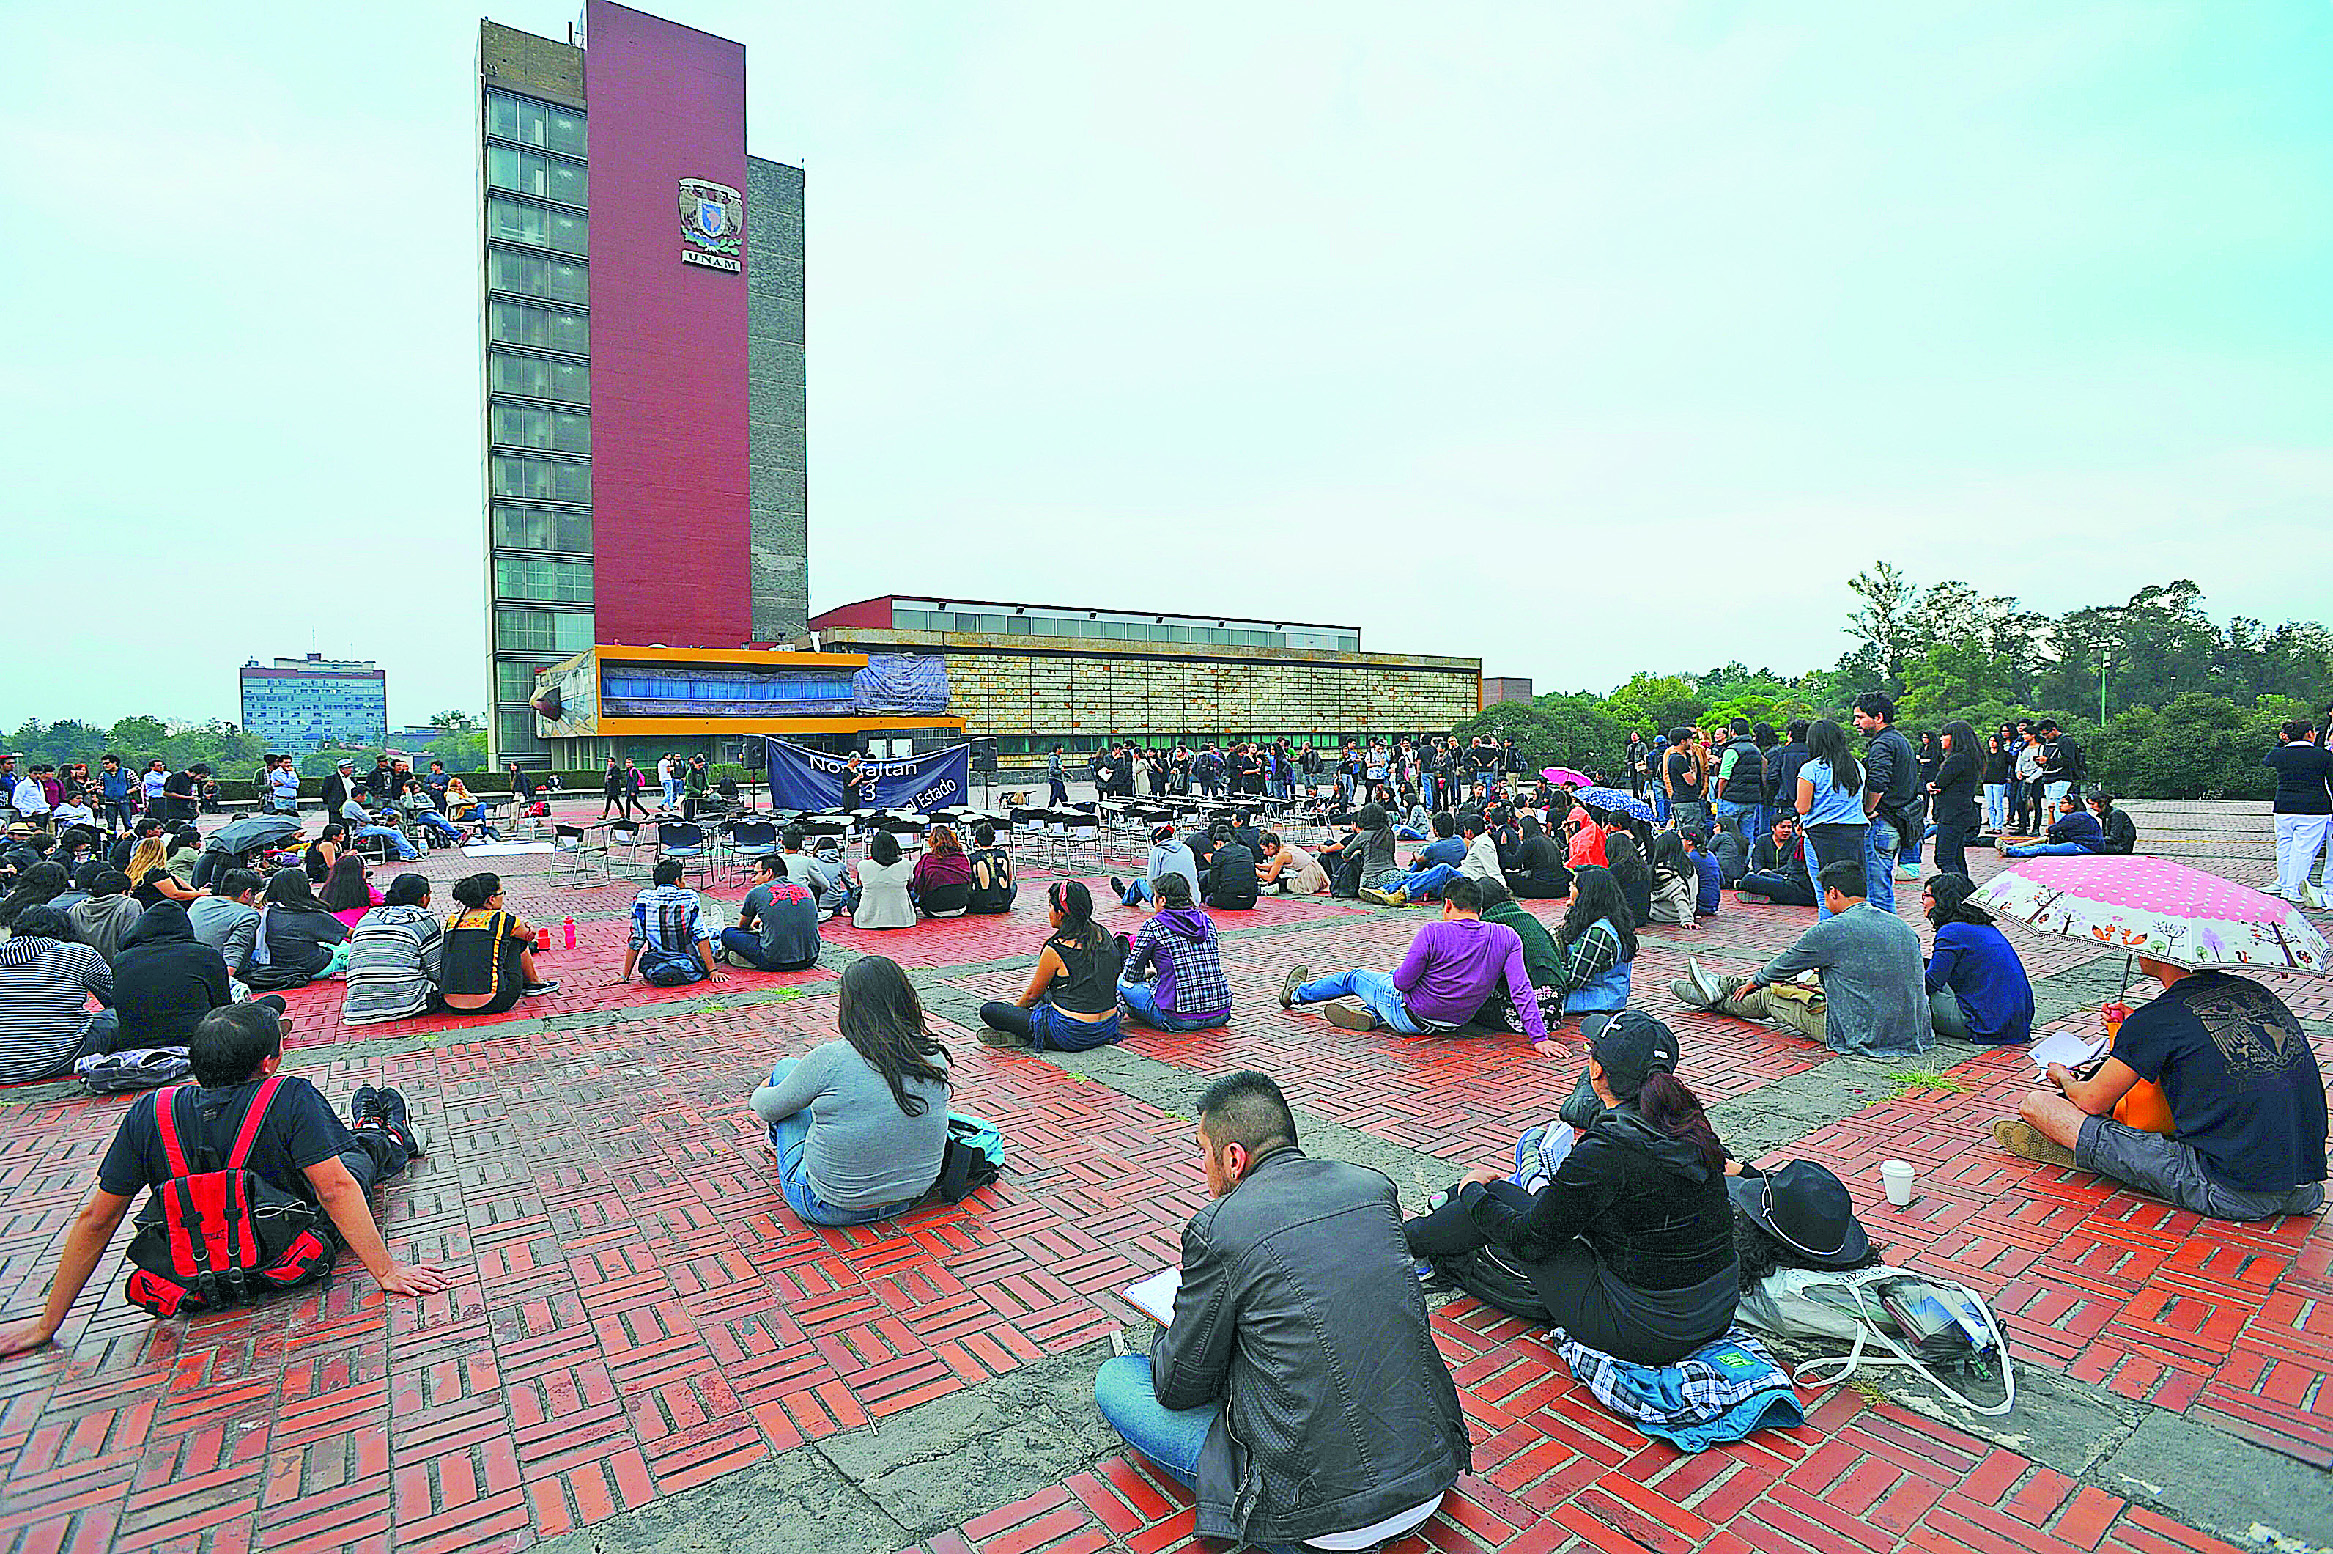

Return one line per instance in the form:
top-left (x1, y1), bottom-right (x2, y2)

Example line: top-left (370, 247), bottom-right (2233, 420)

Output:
top-left (1093, 1071), bottom-right (1470, 1550)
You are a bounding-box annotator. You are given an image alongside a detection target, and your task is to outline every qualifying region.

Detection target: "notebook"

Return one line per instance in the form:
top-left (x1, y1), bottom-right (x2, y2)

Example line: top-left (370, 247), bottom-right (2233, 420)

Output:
top-left (2030, 1028), bottom-right (2109, 1074)
top-left (1122, 1268), bottom-right (1181, 1326)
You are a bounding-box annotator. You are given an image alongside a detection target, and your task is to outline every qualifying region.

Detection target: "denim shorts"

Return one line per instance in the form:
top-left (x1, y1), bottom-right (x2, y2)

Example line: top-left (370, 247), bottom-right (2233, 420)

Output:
top-left (2077, 1116), bottom-right (2324, 1221)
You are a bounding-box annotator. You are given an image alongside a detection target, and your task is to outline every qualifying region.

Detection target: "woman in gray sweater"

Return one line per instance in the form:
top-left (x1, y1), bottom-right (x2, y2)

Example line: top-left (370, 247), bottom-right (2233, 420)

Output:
top-left (751, 956), bottom-right (952, 1225)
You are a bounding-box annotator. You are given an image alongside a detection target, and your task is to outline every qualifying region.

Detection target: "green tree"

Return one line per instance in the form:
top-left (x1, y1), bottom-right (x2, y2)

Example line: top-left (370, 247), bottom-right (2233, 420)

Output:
top-left (426, 731), bottom-right (489, 773)
top-left (1844, 562), bottom-right (1919, 687)
top-left (429, 710), bottom-right (483, 734)
top-left (1605, 673), bottom-right (1707, 736)
top-left (1454, 693), bottom-right (1629, 777)
top-left (107, 716), bottom-right (171, 760)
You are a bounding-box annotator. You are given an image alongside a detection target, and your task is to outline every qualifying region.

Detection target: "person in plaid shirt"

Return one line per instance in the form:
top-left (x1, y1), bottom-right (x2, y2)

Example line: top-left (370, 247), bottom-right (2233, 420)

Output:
top-left (1117, 874), bottom-right (1230, 1033)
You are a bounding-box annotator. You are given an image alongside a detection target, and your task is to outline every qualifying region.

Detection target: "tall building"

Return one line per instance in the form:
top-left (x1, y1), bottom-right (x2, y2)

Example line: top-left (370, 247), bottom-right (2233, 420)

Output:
top-left (238, 655), bottom-right (389, 754)
top-left (478, 1), bottom-right (807, 765)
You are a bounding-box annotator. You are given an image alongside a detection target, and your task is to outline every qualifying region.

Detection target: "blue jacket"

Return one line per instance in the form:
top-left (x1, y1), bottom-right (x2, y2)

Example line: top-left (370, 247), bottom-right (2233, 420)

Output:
top-left (1693, 852), bottom-right (1722, 915)
top-left (1927, 921), bottom-right (2035, 1044)
top-left (1414, 836), bottom-right (1465, 869)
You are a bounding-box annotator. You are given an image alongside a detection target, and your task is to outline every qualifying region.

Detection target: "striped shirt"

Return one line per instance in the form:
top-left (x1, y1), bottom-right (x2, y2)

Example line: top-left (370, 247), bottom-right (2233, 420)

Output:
top-left (0, 935), bottom-right (112, 1083)
top-left (341, 905), bottom-right (445, 1027)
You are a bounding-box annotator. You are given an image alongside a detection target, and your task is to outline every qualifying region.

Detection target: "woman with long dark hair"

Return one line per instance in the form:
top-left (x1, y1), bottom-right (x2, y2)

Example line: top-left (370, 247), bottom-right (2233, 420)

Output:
top-left (304, 823), bottom-right (348, 884)
top-left (751, 956), bottom-right (954, 1226)
top-left (1926, 721), bottom-right (1981, 878)
top-left (0, 861), bottom-right (70, 931)
top-left (1645, 832), bottom-right (1694, 926)
top-left (438, 872), bottom-right (555, 1014)
top-left (1796, 720), bottom-right (1867, 920)
top-left (979, 880), bottom-right (1124, 1051)
top-left (1603, 832), bottom-right (1653, 928)
top-left (1503, 811), bottom-right (1570, 900)
top-left (852, 828), bottom-right (918, 929)
top-left (243, 867), bottom-right (352, 990)
top-left (1546, 865), bottom-right (1637, 1041)
top-left (1922, 872), bottom-right (2033, 1044)
top-left (1406, 1011), bottom-right (1738, 1362)
top-left (320, 851), bottom-right (381, 925)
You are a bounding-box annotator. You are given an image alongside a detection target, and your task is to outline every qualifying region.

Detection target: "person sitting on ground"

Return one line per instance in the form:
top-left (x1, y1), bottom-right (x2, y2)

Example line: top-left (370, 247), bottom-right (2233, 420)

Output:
top-left (1999, 797), bottom-right (2109, 858)
top-left (0, 905), bottom-right (116, 1083)
top-left (1685, 828), bottom-right (1722, 918)
top-left (0, 860), bottom-right (70, 933)
top-left (1117, 874), bottom-right (1232, 1033)
top-left (244, 869), bottom-right (353, 991)
top-left (320, 852), bottom-right (382, 928)
top-left (1282, 876), bottom-right (1549, 1045)
top-left (126, 830), bottom-right (204, 909)
top-left (67, 869), bottom-right (143, 967)
top-left (1201, 822), bottom-right (1260, 910)
top-left (1411, 811), bottom-right (1468, 874)
top-left (979, 881), bottom-right (1125, 1050)
top-left (1406, 1012), bottom-right (1739, 1362)
top-left (623, 858), bottom-right (720, 984)
top-left (1668, 862), bottom-right (1930, 1057)
top-left (52, 859), bottom-right (102, 916)
top-left (1504, 812), bottom-right (1571, 900)
top-left (1542, 865), bottom-right (1637, 1048)
top-left (1923, 874), bottom-right (2033, 1045)
top-left (1603, 831), bottom-right (1653, 927)
top-left (720, 854), bottom-right (821, 972)
top-left (851, 830), bottom-right (917, 930)
top-left (107, 900), bottom-right (278, 1053)
top-left (1112, 823), bottom-right (1201, 909)
top-left (1471, 876), bottom-right (1566, 1037)
top-left (2091, 791), bottom-right (2138, 857)
top-left (1257, 832), bottom-right (1329, 895)
top-left (751, 957), bottom-right (953, 1227)
top-left (1092, 1070), bottom-right (1469, 1552)
top-left (965, 821), bottom-right (1017, 914)
top-left (0, 1002), bottom-right (446, 1358)
top-left (1735, 813), bottom-right (1817, 907)
top-left (304, 824), bottom-right (347, 884)
top-left (438, 873), bottom-right (556, 1013)
top-left (1646, 832), bottom-right (1695, 926)
top-left (1371, 810), bottom-right (1500, 907)
top-left (341, 874), bottom-right (446, 1027)
top-left (1337, 802), bottom-right (1403, 898)
top-left (1995, 958), bottom-right (2327, 1221)
top-left (909, 824), bottom-right (974, 918)
top-left (164, 827), bottom-right (204, 888)
top-left (1229, 809), bottom-right (1264, 860)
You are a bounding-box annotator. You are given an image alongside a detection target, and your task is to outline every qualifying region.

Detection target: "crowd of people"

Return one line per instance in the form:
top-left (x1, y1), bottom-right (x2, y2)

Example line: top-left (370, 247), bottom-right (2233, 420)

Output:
top-left (3, 706), bottom-right (2329, 1554)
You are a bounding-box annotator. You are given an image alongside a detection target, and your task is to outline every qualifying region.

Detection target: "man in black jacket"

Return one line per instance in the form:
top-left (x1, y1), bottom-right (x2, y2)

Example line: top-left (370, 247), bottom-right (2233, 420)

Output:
top-left (321, 760), bottom-right (355, 832)
top-left (1201, 824), bottom-right (1259, 911)
top-left (1852, 694), bottom-right (1920, 911)
top-left (102, 901), bottom-right (290, 1052)
top-left (1093, 1071), bottom-right (1469, 1550)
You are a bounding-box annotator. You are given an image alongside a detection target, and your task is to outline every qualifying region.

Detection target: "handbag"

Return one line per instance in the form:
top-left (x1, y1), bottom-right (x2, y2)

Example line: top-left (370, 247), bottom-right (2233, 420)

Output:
top-left (1735, 1265), bottom-right (2013, 1416)
top-left (930, 1111), bottom-right (1005, 1203)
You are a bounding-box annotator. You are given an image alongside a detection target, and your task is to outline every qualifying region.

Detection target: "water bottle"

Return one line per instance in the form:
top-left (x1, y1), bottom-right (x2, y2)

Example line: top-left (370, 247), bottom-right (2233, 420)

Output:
top-left (562, 915), bottom-right (576, 950)
top-left (535, 926), bottom-right (550, 953)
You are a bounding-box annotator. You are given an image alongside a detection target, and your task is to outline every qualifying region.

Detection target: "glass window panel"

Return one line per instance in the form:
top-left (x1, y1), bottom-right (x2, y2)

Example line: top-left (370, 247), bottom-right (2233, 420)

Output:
top-left (497, 710), bottom-right (547, 753)
top-left (547, 160), bottom-right (586, 205)
top-left (495, 555), bottom-right (593, 603)
top-left (491, 505), bottom-right (592, 552)
top-left (495, 662), bottom-right (543, 701)
top-left (490, 404), bottom-right (590, 453)
top-left (493, 607), bottom-right (595, 653)
top-left (487, 300), bottom-right (587, 355)
top-left (486, 144), bottom-right (528, 194)
top-left (548, 108), bottom-right (585, 156)
top-left (485, 195), bottom-right (586, 255)
top-left (1005, 614), bottom-right (1032, 635)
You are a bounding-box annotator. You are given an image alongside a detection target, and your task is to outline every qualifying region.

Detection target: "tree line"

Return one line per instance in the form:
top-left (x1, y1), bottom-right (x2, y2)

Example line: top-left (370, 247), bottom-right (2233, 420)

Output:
top-left (1456, 568), bottom-right (2333, 801)
top-left (1, 713), bottom-right (489, 786)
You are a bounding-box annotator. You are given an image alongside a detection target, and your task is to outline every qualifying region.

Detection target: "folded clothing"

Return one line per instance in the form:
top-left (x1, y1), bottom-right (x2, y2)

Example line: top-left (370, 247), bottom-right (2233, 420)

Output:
top-left (1557, 1328), bottom-right (1803, 1452)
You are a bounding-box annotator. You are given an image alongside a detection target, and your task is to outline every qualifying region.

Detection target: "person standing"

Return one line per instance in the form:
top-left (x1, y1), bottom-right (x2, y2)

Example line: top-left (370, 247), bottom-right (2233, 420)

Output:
top-left (97, 755), bottom-right (135, 835)
top-left (2266, 719), bottom-right (2333, 906)
top-left (1663, 728), bottom-right (1708, 834)
top-left (1091, 1071), bottom-right (1469, 1552)
top-left (1851, 694), bottom-right (1918, 907)
top-left (1926, 721), bottom-right (1981, 878)
top-left (1981, 731), bottom-right (2013, 836)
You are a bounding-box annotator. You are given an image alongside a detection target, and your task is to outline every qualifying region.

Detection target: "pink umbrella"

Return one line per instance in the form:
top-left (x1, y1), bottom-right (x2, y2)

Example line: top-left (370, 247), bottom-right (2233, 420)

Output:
top-left (1541, 767), bottom-right (1591, 788)
top-left (1975, 854), bottom-right (2328, 974)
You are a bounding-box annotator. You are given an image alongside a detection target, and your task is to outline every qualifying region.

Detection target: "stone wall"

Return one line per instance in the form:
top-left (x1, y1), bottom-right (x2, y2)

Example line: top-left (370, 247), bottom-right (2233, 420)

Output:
top-left (819, 630), bottom-right (1481, 738)
top-left (479, 20), bottom-right (584, 105)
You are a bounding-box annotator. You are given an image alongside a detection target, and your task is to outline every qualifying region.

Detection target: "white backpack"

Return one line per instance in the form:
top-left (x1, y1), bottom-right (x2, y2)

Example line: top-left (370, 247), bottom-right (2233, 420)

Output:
top-left (1736, 1264), bottom-right (2014, 1416)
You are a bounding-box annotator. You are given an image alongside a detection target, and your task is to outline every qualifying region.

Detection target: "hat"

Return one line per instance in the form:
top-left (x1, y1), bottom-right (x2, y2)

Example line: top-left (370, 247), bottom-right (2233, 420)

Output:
top-left (1726, 1161), bottom-right (1870, 1269)
top-left (1151, 823), bottom-right (1176, 842)
top-left (1563, 1009), bottom-right (1681, 1117)
top-left (6, 822), bottom-right (31, 837)
top-left (336, 758), bottom-right (355, 770)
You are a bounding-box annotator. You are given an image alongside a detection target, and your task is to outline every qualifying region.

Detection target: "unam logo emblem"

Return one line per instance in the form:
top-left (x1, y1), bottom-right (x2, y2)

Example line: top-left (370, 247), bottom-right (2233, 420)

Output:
top-left (677, 178), bottom-right (743, 256)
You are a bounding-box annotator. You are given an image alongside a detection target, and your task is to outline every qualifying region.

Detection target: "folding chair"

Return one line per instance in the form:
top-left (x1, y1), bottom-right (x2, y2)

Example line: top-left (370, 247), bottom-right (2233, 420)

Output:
top-left (720, 819), bottom-right (778, 884)
top-left (655, 821), bottom-right (711, 888)
top-left (607, 820), bottom-right (650, 877)
top-left (555, 823), bottom-right (609, 884)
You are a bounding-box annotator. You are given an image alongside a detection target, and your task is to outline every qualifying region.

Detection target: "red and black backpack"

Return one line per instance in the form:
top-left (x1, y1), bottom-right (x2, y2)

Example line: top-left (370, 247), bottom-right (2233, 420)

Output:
top-left (124, 1076), bottom-right (340, 1316)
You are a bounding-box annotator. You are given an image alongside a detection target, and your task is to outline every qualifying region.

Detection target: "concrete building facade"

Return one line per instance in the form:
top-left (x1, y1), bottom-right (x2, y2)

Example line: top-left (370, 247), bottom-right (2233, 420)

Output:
top-left (238, 655), bottom-right (389, 754)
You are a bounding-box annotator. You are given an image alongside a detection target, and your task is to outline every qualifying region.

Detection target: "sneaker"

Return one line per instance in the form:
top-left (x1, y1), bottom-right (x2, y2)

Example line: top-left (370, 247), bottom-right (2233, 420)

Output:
top-left (1990, 1117), bottom-right (2076, 1169)
top-left (1895, 862), bottom-right (1920, 880)
top-left (1360, 886), bottom-right (1404, 907)
top-left (1280, 964), bottom-right (1309, 1009)
top-left (1669, 978), bottom-right (1709, 1009)
top-left (522, 980), bottom-right (559, 997)
top-left (2309, 885), bottom-right (2327, 911)
top-left (1683, 958), bottom-right (1729, 1007)
top-left (370, 1087), bottom-right (423, 1157)
top-left (1322, 1000), bottom-right (1379, 1032)
top-left (977, 1025), bottom-right (1030, 1048)
top-left (1109, 876), bottom-right (1127, 901)
top-left (349, 1085), bottom-right (381, 1130)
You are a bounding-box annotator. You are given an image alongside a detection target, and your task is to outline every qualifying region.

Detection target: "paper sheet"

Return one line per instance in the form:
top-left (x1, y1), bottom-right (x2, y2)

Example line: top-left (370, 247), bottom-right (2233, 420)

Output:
top-left (1123, 1268), bottom-right (1181, 1325)
top-left (2031, 1028), bottom-right (2109, 1073)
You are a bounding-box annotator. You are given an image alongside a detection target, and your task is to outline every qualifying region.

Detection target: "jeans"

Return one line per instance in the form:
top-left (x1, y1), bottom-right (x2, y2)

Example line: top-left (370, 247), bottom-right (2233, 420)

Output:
top-left (1089, 1358), bottom-right (1315, 1554)
top-left (1121, 877), bottom-right (1155, 907)
top-left (1736, 870), bottom-right (1816, 906)
top-left (761, 1060), bottom-right (925, 1226)
top-left (1394, 863), bottom-right (1461, 900)
top-left (1802, 822), bottom-right (1865, 920)
top-left (2004, 840), bottom-right (2091, 858)
top-left (1048, 776), bottom-right (1068, 805)
top-left (1932, 824), bottom-right (1970, 878)
top-left (1983, 784), bottom-right (2009, 832)
top-left (1712, 800), bottom-right (1758, 859)
top-left (354, 826), bottom-right (418, 861)
top-left (980, 1000), bottom-right (1123, 1051)
top-left (662, 779), bottom-right (681, 809)
top-left (338, 1126), bottom-right (413, 1197)
top-left (1293, 968), bottom-right (1423, 1034)
top-left (2274, 814), bottom-right (2331, 898)
top-left (1863, 817), bottom-right (1899, 912)
top-left (414, 812), bottom-right (463, 846)
top-left (1118, 977), bottom-right (1221, 1033)
top-left (2078, 1114), bottom-right (2325, 1222)
top-left (1652, 786), bottom-right (1671, 823)
top-left (718, 927), bottom-right (813, 971)
top-left (103, 799), bottom-right (134, 832)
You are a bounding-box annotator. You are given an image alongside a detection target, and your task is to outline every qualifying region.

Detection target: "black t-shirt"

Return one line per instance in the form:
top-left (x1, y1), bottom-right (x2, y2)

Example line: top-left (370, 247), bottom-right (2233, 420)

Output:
top-left (98, 1075), bottom-right (352, 1204)
top-left (2264, 743), bottom-right (2333, 815)
top-left (1665, 749), bottom-right (1703, 800)
top-left (2115, 972), bottom-right (2328, 1194)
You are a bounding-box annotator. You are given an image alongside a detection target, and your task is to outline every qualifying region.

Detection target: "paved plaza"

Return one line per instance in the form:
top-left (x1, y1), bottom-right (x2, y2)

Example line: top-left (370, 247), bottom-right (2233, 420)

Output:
top-left (2, 798), bottom-right (2329, 1554)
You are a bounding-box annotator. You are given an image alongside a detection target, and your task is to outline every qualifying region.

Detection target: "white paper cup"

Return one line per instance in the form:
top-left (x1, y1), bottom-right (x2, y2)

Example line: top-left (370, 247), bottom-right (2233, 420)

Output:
top-left (1880, 1159), bottom-right (1916, 1207)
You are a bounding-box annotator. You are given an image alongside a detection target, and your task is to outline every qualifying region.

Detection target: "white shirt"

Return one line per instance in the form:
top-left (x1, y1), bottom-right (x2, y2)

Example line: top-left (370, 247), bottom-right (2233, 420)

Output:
top-left (12, 776), bottom-right (48, 814)
top-left (1459, 830), bottom-right (1502, 881)
top-left (268, 768), bottom-right (300, 800)
top-left (1307, 1493), bottom-right (1444, 1550)
top-left (142, 770), bottom-right (168, 800)
top-left (51, 801), bottom-right (95, 829)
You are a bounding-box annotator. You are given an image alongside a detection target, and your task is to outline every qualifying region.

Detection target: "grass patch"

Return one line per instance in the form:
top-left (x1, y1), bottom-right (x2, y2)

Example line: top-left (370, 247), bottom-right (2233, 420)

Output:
top-left (1886, 1069), bottom-right (1969, 1098)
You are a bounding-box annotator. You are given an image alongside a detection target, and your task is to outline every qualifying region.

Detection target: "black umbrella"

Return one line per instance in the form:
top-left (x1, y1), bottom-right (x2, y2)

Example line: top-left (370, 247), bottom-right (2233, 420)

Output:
top-left (206, 816), bottom-right (304, 855)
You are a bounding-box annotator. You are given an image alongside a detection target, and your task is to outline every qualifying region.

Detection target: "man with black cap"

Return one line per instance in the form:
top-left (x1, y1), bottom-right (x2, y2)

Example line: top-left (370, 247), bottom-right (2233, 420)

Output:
top-left (1404, 1011), bottom-right (1739, 1363)
top-left (1667, 861), bottom-right (1928, 1057)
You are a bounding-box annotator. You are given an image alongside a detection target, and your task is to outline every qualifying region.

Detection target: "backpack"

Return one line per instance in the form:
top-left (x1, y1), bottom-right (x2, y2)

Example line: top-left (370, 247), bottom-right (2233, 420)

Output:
top-left (639, 946), bottom-right (702, 987)
top-left (77, 1046), bottom-right (192, 1094)
top-left (930, 1111), bottom-right (1006, 1203)
top-left (1735, 1264), bottom-right (2013, 1416)
top-left (123, 1077), bottom-right (340, 1317)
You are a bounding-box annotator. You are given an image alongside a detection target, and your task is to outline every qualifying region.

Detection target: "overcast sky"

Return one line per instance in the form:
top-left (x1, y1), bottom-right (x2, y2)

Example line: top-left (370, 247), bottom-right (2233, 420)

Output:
top-left (4, 2), bottom-right (2329, 728)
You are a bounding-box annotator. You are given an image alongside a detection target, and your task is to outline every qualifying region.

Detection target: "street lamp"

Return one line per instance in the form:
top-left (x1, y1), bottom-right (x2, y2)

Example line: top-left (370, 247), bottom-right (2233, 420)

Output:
top-left (2098, 650), bottom-right (2111, 727)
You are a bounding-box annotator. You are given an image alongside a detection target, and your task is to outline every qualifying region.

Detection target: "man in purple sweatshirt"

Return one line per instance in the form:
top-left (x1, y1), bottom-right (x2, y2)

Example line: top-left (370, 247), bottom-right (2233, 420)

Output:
top-left (1278, 878), bottom-right (1546, 1041)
